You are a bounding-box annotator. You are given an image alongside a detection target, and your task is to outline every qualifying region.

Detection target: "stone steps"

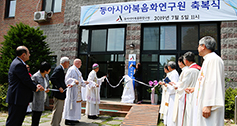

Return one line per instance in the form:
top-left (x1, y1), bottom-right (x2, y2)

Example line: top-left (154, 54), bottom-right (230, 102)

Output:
top-left (45, 99), bottom-right (133, 117)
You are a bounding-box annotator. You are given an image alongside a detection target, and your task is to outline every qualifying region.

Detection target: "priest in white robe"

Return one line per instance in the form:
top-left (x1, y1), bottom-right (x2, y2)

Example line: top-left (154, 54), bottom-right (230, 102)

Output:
top-left (159, 65), bottom-right (171, 125)
top-left (86, 63), bottom-right (106, 119)
top-left (185, 36), bottom-right (225, 126)
top-left (170, 56), bottom-right (188, 126)
top-left (63, 59), bottom-right (89, 125)
top-left (166, 61), bottom-right (179, 126)
top-left (171, 52), bottom-right (201, 126)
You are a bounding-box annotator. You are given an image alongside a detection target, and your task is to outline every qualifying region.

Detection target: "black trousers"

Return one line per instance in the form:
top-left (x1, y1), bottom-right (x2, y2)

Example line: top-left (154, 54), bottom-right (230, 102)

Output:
top-left (31, 111), bottom-right (43, 126)
top-left (136, 84), bottom-right (143, 102)
top-left (6, 103), bottom-right (28, 126)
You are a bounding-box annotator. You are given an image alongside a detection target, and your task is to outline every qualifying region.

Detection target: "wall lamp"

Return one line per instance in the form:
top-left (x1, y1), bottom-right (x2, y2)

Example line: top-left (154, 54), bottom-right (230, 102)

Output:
top-left (130, 43), bottom-right (135, 48)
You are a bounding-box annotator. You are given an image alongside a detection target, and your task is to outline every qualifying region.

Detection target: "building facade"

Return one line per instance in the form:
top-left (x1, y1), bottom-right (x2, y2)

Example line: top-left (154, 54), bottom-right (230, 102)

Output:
top-left (1, 0), bottom-right (237, 99)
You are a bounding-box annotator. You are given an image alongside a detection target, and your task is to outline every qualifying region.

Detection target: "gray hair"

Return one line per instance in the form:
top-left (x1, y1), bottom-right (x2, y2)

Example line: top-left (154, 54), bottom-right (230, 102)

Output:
top-left (167, 61), bottom-right (176, 69)
top-left (199, 36), bottom-right (216, 52)
top-left (183, 51), bottom-right (195, 62)
top-left (60, 57), bottom-right (69, 64)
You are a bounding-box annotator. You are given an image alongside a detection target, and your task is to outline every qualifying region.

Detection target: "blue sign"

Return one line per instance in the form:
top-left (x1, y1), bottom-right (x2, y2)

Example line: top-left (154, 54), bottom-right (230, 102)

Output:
top-left (128, 54), bottom-right (136, 89)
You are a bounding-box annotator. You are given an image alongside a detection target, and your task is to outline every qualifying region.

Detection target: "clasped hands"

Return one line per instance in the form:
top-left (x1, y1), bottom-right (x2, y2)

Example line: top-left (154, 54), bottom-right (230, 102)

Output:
top-left (158, 81), bottom-right (167, 87)
top-left (36, 84), bottom-right (45, 92)
top-left (184, 87), bottom-right (212, 118)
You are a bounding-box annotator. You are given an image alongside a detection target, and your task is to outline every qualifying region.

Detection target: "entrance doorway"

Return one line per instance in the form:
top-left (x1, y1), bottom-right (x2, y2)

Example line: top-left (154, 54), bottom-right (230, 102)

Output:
top-left (79, 54), bottom-right (125, 98)
top-left (79, 25), bottom-right (126, 98)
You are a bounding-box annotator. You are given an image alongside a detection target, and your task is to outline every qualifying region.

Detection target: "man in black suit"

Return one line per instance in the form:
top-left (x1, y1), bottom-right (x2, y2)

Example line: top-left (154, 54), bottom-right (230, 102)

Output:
top-left (6, 46), bottom-right (44, 126)
top-left (50, 56), bottom-right (70, 126)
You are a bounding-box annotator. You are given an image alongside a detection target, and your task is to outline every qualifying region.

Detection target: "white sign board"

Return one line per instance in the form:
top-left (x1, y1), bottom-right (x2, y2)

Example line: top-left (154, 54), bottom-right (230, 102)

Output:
top-left (80, 0), bottom-right (237, 26)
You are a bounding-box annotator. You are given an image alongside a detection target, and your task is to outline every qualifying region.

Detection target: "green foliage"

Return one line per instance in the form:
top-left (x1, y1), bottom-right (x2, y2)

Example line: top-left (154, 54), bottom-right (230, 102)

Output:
top-left (0, 83), bottom-right (9, 110)
top-left (0, 23), bottom-right (53, 109)
top-left (0, 22), bottom-right (53, 84)
top-left (225, 87), bottom-right (237, 119)
top-left (147, 85), bottom-right (162, 96)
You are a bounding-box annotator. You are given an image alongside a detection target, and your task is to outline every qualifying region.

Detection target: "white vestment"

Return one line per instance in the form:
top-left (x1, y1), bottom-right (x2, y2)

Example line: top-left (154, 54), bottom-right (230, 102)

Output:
top-left (121, 75), bottom-right (135, 103)
top-left (81, 86), bottom-right (86, 101)
top-left (85, 70), bottom-right (105, 116)
top-left (172, 64), bottom-right (200, 126)
top-left (167, 70), bottom-right (179, 126)
top-left (159, 72), bottom-right (171, 123)
top-left (172, 66), bottom-right (188, 126)
top-left (192, 52), bottom-right (225, 126)
top-left (63, 65), bottom-right (87, 120)
top-left (183, 64), bottom-right (200, 126)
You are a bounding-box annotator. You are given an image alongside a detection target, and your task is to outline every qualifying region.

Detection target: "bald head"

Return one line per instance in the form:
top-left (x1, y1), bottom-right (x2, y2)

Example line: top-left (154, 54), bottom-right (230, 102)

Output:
top-left (16, 46), bottom-right (27, 56)
top-left (16, 46), bottom-right (30, 62)
top-left (74, 59), bottom-right (82, 68)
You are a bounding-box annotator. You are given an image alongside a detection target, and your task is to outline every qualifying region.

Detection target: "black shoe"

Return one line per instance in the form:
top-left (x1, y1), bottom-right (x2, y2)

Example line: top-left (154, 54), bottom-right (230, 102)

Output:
top-left (71, 120), bottom-right (80, 123)
top-left (92, 115), bottom-right (98, 119)
top-left (88, 115), bottom-right (93, 119)
top-left (88, 115), bottom-right (98, 119)
top-left (65, 120), bottom-right (75, 125)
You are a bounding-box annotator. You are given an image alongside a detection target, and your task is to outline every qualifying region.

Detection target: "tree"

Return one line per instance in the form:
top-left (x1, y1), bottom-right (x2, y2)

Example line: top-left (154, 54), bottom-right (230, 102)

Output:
top-left (0, 23), bottom-right (53, 109)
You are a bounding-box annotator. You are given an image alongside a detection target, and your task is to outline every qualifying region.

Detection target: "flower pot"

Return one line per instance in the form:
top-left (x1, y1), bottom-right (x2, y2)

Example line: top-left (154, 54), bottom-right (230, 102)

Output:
top-left (151, 94), bottom-right (158, 105)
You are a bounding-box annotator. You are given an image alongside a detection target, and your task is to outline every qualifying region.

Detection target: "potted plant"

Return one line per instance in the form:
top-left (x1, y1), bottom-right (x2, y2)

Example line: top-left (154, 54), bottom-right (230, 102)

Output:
top-left (147, 80), bottom-right (162, 105)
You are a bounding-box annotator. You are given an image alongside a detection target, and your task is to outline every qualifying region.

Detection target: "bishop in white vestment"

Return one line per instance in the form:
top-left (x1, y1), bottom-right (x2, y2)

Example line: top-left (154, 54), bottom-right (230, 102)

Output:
top-left (186, 36), bottom-right (225, 126)
top-left (86, 63), bottom-right (106, 119)
top-left (63, 59), bottom-right (89, 124)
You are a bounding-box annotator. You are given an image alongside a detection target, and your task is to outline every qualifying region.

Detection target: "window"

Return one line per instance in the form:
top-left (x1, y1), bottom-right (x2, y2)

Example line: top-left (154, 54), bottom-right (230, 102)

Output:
top-left (160, 25), bottom-right (176, 50)
top-left (141, 22), bottom-right (220, 83)
top-left (5, 0), bottom-right (16, 18)
top-left (80, 29), bottom-right (89, 53)
top-left (107, 28), bottom-right (125, 51)
top-left (181, 25), bottom-right (198, 50)
top-left (43, 0), bottom-right (62, 13)
top-left (143, 27), bottom-right (159, 50)
top-left (91, 29), bottom-right (107, 52)
top-left (80, 26), bottom-right (125, 53)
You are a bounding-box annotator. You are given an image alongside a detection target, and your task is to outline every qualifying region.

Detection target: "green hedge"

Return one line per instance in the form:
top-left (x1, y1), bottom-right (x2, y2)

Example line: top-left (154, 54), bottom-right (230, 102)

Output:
top-left (225, 87), bottom-right (237, 119)
top-left (0, 83), bottom-right (8, 111)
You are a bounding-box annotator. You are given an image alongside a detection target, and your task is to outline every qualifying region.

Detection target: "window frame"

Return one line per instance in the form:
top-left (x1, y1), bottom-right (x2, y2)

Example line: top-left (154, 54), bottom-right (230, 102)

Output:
top-left (42, 0), bottom-right (62, 13)
top-left (78, 24), bottom-right (127, 55)
top-left (5, 0), bottom-right (16, 18)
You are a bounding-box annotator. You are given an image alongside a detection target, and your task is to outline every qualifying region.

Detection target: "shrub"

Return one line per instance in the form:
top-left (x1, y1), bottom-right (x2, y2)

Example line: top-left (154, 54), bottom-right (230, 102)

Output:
top-left (0, 83), bottom-right (9, 111)
top-left (225, 87), bottom-right (237, 119)
top-left (0, 23), bottom-right (53, 110)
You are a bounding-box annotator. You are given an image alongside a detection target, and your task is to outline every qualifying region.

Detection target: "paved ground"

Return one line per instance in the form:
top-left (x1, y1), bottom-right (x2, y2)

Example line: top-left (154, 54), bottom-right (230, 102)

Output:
top-left (121, 104), bottom-right (159, 126)
top-left (0, 111), bottom-right (124, 126)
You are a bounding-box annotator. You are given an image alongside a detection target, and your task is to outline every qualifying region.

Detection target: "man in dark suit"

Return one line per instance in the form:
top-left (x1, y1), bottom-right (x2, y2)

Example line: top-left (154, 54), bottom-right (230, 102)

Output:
top-left (50, 56), bottom-right (70, 126)
top-left (6, 46), bottom-right (44, 126)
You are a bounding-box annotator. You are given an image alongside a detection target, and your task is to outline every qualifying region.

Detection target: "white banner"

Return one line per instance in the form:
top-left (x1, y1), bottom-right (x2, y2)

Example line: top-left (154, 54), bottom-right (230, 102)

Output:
top-left (80, 0), bottom-right (237, 26)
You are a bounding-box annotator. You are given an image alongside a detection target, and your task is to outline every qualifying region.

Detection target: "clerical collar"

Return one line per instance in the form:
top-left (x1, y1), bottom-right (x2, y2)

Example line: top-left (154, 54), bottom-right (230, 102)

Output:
top-left (60, 64), bottom-right (65, 70)
top-left (17, 57), bottom-right (26, 65)
top-left (170, 69), bottom-right (176, 73)
top-left (182, 66), bottom-right (189, 70)
top-left (203, 52), bottom-right (215, 60)
top-left (189, 63), bottom-right (196, 68)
